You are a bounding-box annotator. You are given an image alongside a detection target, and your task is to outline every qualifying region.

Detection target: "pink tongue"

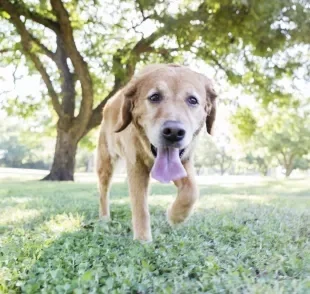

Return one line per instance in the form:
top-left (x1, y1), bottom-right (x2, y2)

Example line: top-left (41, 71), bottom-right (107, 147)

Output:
top-left (151, 147), bottom-right (187, 183)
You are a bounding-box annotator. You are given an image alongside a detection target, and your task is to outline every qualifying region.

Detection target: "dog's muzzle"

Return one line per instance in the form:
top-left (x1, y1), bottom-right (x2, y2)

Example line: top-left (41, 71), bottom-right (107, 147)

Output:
top-left (151, 144), bottom-right (185, 158)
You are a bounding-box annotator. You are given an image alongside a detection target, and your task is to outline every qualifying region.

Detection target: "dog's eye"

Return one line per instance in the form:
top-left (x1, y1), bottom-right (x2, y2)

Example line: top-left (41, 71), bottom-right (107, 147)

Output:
top-left (148, 93), bottom-right (162, 103)
top-left (187, 96), bottom-right (199, 105)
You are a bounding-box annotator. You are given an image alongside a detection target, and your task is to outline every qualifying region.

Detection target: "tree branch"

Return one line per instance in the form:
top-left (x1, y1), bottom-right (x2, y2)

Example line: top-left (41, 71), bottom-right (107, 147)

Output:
top-left (29, 34), bottom-right (56, 60)
top-left (12, 61), bottom-right (21, 84)
top-left (132, 28), bottom-right (166, 55)
top-left (0, 0), bottom-right (60, 32)
top-left (54, 36), bottom-right (75, 117)
top-left (199, 48), bottom-right (228, 72)
top-left (0, 48), bottom-right (11, 53)
top-left (0, 0), bottom-right (63, 118)
top-left (136, 0), bottom-right (147, 20)
top-left (50, 0), bottom-right (93, 133)
top-left (0, 89), bottom-right (12, 96)
top-left (84, 87), bottom-right (119, 135)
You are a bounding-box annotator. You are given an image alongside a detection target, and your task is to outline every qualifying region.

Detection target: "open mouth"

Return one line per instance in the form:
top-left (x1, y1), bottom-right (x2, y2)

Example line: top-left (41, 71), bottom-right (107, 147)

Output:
top-left (151, 144), bottom-right (185, 158)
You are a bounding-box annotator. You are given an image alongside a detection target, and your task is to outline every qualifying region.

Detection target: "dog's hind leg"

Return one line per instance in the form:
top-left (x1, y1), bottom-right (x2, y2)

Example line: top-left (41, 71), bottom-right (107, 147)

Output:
top-left (96, 130), bottom-right (117, 221)
top-left (168, 160), bottom-right (199, 225)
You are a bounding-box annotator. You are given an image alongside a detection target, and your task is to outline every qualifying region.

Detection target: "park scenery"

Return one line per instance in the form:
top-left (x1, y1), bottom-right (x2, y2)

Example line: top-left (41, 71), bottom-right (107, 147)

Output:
top-left (0, 0), bottom-right (310, 293)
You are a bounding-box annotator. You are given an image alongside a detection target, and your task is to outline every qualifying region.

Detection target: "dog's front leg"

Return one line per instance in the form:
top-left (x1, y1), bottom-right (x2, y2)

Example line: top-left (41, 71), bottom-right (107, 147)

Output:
top-left (168, 160), bottom-right (199, 225)
top-left (127, 160), bottom-right (152, 242)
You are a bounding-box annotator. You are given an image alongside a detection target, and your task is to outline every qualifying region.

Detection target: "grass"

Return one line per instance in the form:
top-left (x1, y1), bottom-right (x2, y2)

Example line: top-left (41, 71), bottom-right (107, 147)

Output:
top-left (0, 178), bottom-right (310, 293)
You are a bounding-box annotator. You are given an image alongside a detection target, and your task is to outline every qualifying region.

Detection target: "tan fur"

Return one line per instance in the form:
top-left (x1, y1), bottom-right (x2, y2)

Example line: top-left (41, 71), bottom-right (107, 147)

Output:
top-left (96, 64), bottom-right (216, 241)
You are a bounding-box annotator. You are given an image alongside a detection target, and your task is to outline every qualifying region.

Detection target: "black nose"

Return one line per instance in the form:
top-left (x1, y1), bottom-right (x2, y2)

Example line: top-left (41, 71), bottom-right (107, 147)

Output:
top-left (161, 121), bottom-right (186, 143)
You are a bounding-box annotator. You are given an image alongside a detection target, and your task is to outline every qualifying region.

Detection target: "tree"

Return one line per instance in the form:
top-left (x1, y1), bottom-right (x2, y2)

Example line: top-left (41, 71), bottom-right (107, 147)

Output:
top-left (293, 156), bottom-right (310, 173)
top-left (243, 153), bottom-right (272, 176)
top-left (232, 103), bottom-right (310, 177)
top-left (213, 146), bottom-right (234, 176)
top-left (0, 117), bottom-right (52, 169)
top-left (195, 136), bottom-right (215, 175)
top-left (195, 134), bottom-right (235, 175)
top-left (265, 112), bottom-right (310, 177)
top-left (1, 0), bottom-right (309, 180)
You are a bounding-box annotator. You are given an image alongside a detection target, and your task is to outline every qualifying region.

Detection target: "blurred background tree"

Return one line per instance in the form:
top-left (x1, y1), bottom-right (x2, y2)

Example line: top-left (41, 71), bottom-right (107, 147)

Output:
top-left (0, 0), bottom-right (309, 180)
top-left (231, 99), bottom-right (310, 177)
top-left (0, 117), bottom-right (52, 169)
top-left (195, 134), bottom-right (235, 176)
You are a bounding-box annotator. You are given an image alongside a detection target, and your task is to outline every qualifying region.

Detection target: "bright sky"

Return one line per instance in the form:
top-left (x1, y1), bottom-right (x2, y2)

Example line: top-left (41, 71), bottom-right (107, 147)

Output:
top-left (0, 66), bottom-right (42, 100)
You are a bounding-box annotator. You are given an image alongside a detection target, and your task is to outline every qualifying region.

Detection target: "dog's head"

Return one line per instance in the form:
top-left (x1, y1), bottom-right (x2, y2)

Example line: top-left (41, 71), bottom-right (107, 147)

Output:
top-left (115, 64), bottom-right (217, 155)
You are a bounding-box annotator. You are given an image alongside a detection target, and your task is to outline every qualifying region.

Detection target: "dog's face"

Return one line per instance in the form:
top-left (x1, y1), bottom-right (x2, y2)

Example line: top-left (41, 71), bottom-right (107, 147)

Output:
top-left (116, 64), bottom-right (216, 155)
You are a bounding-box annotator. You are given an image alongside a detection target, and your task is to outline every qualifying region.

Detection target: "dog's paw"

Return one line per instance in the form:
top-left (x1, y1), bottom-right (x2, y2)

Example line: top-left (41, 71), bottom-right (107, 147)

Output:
top-left (133, 233), bottom-right (152, 243)
top-left (99, 215), bottom-right (110, 222)
top-left (136, 238), bottom-right (153, 244)
top-left (166, 205), bottom-right (191, 226)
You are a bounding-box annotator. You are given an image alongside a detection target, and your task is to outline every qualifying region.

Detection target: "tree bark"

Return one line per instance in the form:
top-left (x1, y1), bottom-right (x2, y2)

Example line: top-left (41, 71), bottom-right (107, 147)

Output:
top-left (42, 126), bottom-right (78, 181)
top-left (285, 164), bottom-right (294, 178)
top-left (281, 152), bottom-right (295, 178)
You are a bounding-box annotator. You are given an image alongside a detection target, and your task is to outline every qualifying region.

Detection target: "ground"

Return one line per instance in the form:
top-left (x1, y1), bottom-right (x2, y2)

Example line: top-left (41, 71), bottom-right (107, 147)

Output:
top-left (1, 177), bottom-right (310, 293)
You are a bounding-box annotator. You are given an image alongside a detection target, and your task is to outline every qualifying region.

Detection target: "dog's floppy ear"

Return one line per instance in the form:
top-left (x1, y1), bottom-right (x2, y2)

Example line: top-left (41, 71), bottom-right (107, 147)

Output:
top-left (205, 79), bottom-right (217, 135)
top-left (115, 82), bottom-right (137, 133)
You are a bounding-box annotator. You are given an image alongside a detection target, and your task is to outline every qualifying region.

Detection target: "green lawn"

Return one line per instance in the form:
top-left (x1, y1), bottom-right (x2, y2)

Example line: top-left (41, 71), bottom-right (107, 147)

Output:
top-left (1, 178), bottom-right (310, 293)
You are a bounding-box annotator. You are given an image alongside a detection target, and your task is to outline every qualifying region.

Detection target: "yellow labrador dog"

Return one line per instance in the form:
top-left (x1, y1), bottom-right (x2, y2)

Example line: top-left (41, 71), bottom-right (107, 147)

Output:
top-left (97, 64), bottom-right (216, 242)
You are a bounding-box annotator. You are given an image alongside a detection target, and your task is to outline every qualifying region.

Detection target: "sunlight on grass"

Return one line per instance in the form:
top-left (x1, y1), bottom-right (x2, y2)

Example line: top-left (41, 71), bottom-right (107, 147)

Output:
top-left (114, 189), bottom-right (303, 212)
top-left (112, 191), bottom-right (279, 215)
top-left (113, 195), bottom-right (176, 208)
top-left (112, 198), bottom-right (130, 205)
top-left (7, 197), bottom-right (33, 204)
top-left (198, 195), bottom-right (240, 210)
top-left (43, 214), bottom-right (83, 235)
top-left (198, 193), bottom-right (275, 211)
top-left (0, 267), bottom-right (12, 291)
top-left (0, 208), bottom-right (41, 225)
top-left (148, 195), bottom-right (174, 207)
top-left (231, 194), bottom-right (276, 203)
top-left (272, 196), bottom-right (310, 210)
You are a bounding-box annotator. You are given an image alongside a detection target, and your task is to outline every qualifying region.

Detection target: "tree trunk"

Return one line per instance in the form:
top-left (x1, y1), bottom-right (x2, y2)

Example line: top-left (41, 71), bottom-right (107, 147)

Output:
top-left (285, 166), bottom-right (294, 178)
top-left (281, 153), bottom-right (295, 178)
top-left (220, 164), bottom-right (225, 176)
top-left (260, 165), bottom-right (268, 176)
top-left (42, 126), bottom-right (78, 181)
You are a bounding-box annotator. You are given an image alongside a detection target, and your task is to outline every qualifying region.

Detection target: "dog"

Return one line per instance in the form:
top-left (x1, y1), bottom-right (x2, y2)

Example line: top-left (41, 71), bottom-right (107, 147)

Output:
top-left (96, 64), bottom-right (217, 242)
